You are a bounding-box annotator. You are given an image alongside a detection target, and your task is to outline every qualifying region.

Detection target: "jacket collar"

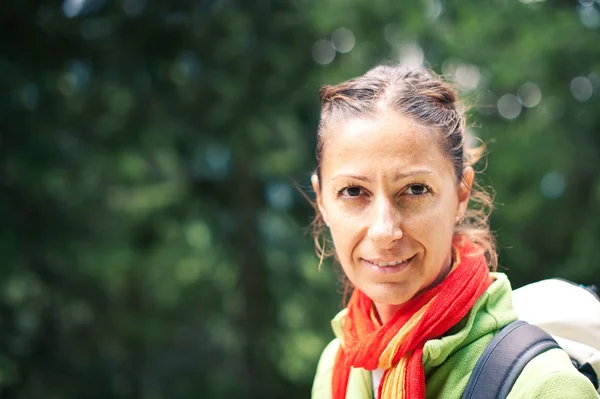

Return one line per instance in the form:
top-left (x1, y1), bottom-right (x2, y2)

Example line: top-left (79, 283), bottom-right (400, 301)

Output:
top-left (330, 273), bottom-right (518, 368)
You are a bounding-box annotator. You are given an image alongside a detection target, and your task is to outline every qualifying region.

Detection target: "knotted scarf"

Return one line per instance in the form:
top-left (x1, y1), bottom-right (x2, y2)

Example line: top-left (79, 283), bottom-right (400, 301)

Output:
top-left (332, 236), bottom-right (492, 399)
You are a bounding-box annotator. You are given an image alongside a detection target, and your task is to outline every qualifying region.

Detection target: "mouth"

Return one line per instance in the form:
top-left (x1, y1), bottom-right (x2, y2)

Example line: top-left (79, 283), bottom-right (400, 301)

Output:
top-left (362, 255), bottom-right (415, 274)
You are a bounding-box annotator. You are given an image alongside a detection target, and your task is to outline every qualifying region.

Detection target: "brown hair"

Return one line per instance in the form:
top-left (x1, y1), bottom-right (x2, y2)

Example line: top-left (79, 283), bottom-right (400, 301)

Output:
top-left (312, 65), bottom-right (497, 272)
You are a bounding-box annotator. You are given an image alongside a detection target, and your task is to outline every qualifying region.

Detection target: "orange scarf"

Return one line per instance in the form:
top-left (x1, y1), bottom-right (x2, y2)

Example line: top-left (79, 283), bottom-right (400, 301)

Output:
top-left (332, 237), bottom-right (492, 399)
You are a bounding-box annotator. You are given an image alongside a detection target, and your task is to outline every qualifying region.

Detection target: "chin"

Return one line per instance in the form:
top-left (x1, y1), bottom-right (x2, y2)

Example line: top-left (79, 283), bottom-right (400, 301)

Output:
top-left (366, 281), bottom-right (416, 306)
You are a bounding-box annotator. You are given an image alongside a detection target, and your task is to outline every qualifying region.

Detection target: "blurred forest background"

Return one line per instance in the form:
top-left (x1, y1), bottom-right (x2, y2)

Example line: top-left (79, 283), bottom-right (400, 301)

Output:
top-left (1, 0), bottom-right (599, 397)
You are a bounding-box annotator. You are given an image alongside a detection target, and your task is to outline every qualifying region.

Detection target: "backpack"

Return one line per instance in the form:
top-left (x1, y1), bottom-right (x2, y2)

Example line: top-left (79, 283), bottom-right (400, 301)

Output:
top-left (462, 278), bottom-right (600, 398)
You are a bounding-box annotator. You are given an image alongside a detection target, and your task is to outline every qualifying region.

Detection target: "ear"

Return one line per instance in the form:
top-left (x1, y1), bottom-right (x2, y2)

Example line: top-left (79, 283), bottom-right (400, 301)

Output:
top-left (311, 174), bottom-right (329, 227)
top-left (456, 166), bottom-right (474, 222)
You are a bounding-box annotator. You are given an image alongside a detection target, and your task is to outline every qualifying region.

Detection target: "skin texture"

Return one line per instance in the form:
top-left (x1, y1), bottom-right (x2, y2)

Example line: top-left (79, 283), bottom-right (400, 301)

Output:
top-left (312, 109), bottom-right (474, 323)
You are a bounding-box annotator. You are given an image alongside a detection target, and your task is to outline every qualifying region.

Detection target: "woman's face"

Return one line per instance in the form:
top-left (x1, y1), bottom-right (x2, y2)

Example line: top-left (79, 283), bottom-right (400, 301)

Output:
top-left (313, 109), bottom-right (473, 315)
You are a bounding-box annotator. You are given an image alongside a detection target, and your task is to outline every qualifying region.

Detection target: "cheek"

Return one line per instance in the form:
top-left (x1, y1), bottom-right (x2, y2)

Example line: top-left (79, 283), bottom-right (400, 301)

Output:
top-left (324, 202), bottom-right (364, 259)
top-left (328, 214), bottom-right (361, 253)
top-left (404, 197), bottom-right (457, 246)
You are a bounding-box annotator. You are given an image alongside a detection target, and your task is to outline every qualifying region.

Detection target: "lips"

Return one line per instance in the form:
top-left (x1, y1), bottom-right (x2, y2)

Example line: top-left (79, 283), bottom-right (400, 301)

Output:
top-left (362, 255), bottom-right (415, 274)
top-left (364, 258), bottom-right (411, 267)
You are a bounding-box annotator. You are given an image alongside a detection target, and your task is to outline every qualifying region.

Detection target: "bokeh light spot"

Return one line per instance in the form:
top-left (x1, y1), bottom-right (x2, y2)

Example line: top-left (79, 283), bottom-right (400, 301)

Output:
top-left (266, 182), bottom-right (293, 211)
top-left (442, 57), bottom-right (461, 76)
top-left (498, 94), bottom-right (522, 120)
top-left (170, 51), bottom-right (200, 85)
top-left (454, 64), bottom-right (481, 91)
top-left (331, 28), bottom-right (355, 54)
top-left (185, 221), bottom-right (212, 251)
top-left (312, 40), bottom-right (336, 65)
top-left (398, 42), bottom-right (424, 69)
top-left (518, 82), bottom-right (542, 108)
top-left (442, 58), bottom-right (482, 91)
top-left (68, 60), bottom-right (93, 91)
top-left (63, 0), bottom-right (108, 18)
top-left (63, 0), bottom-right (87, 18)
top-left (579, 5), bottom-right (600, 28)
top-left (540, 172), bottom-right (566, 199)
top-left (204, 145), bottom-right (231, 179)
top-left (570, 76), bottom-right (593, 102)
top-left (423, 0), bottom-right (443, 21)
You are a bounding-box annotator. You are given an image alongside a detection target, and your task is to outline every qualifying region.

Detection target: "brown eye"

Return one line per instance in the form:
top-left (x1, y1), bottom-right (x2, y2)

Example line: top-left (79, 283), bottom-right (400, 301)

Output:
top-left (342, 186), bottom-right (363, 197)
top-left (406, 184), bottom-right (430, 196)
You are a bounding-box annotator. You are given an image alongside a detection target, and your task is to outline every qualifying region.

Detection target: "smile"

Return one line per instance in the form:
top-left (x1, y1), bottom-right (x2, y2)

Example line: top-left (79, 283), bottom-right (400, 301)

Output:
top-left (365, 258), bottom-right (411, 267)
top-left (362, 255), bottom-right (415, 274)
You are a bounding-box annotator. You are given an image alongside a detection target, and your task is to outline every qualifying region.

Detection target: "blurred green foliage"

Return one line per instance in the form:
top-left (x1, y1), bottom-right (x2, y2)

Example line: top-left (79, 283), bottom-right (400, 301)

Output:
top-left (1, 0), bottom-right (599, 397)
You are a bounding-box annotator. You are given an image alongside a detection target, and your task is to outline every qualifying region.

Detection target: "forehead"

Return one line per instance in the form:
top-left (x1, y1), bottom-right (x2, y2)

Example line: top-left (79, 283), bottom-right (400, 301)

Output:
top-left (320, 110), bottom-right (453, 178)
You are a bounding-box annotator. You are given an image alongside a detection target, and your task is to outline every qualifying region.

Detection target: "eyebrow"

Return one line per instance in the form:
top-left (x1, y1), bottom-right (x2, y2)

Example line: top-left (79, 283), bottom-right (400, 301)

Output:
top-left (330, 170), bottom-right (433, 182)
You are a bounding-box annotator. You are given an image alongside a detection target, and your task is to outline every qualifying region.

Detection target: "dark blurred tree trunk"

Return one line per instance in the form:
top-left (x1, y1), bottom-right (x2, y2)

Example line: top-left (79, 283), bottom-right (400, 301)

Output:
top-left (126, 273), bottom-right (144, 399)
top-left (233, 151), bottom-right (276, 398)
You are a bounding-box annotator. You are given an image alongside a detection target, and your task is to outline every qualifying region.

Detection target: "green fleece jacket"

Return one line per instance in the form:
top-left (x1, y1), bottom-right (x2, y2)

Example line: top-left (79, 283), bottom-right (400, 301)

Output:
top-left (312, 273), bottom-right (598, 398)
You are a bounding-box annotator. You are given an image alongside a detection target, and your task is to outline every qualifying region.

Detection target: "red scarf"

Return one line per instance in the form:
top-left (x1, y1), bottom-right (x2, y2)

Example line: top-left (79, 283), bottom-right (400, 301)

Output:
top-left (332, 236), bottom-right (492, 399)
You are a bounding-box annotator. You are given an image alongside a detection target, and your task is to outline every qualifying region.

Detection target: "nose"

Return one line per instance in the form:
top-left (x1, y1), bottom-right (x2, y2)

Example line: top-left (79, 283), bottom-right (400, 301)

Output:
top-left (367, 197), bottom-right (403, 248)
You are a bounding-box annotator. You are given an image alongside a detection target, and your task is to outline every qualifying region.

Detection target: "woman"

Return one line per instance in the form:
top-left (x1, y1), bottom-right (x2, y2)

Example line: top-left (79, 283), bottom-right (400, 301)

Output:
top-left (310, 65), bottom-right (597, 398)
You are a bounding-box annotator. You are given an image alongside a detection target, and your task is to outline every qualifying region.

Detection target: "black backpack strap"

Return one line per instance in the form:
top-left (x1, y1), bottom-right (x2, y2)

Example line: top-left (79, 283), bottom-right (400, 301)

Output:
top-left (462, 320), bottom-right (561, 399)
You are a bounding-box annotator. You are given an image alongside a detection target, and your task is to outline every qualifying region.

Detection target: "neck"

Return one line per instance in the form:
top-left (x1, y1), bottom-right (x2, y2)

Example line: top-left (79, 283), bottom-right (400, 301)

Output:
top-left (374, 303), bottom-right (403, 325)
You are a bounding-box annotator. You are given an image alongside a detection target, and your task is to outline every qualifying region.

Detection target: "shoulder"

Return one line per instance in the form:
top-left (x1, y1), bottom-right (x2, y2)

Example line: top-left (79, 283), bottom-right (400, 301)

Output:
top-left (508, 348), bottom-right (598, 398)
top-left (311, 338), bottom-right (340, 399)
